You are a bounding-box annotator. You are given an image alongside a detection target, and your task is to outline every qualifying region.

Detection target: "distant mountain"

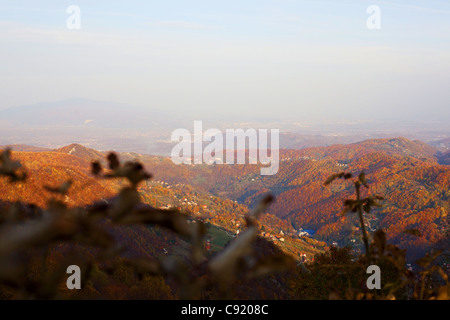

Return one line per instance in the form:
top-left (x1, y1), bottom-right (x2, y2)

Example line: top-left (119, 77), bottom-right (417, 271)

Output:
top-left (0, 98), bottom-right (184, 129)
top-left (55, 143), bottom-right (106, 162)
top-left (0, 98), bottom-right (193, 154)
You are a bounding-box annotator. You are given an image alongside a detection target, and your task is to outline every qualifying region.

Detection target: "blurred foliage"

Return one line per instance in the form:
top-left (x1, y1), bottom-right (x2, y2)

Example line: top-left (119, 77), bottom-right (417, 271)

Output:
top-left (310, 171), bottom-right (449, 300)
top-left (0, 149), bottom-right (448, 300)
top-left (0, 149), bottom-right (295, 299)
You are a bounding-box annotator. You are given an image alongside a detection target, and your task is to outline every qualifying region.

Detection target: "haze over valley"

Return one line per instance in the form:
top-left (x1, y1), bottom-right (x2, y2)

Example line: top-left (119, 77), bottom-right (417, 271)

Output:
top-left (1, 1), bottom-right (449, 301)
top-left (1, 98), bottom-right (449, 156)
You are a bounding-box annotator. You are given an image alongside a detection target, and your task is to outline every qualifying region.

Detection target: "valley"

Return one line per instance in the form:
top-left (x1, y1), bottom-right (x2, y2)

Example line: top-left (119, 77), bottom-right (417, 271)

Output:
top-left (2, 136), bottom-right (448, 263)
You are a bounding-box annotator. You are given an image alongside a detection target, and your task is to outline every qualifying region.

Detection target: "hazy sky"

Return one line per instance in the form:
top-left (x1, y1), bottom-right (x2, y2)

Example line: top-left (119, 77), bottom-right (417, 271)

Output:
top-left (1, 0), bottom-right (450, 122)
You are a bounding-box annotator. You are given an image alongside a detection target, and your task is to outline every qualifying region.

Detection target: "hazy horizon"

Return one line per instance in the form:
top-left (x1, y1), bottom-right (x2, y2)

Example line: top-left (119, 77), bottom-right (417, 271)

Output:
top-left (1, 1), bottom-right (450, 124)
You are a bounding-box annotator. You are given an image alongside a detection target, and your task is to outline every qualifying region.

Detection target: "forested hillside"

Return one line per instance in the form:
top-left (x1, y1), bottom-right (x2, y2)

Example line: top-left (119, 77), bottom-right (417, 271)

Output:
top-left (0, 144), bottom-right (448, 300)
top-left (113, 137), bottom-right (449, 261)
top-left (3, 138), bottom-right (447, 262)
top-left (0, 147), bottom-right (323, 264)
